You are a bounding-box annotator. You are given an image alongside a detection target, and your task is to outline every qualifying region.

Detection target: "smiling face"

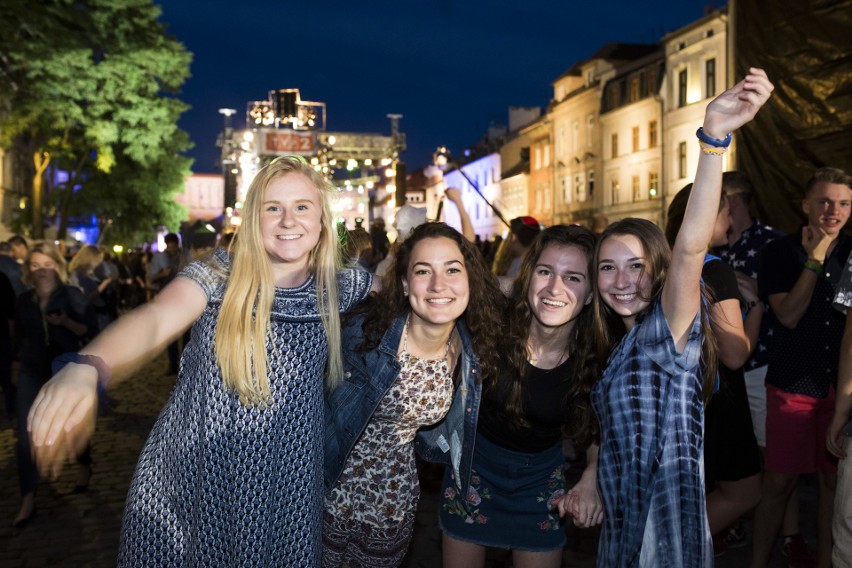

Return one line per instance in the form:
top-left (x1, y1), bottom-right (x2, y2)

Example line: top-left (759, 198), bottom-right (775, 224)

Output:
top-left (802, 181), bottom-right (852, 237)
top-left (596, 233), bottom-right (653, 329)
top-left (260, 173), bottom-right (323, 279)
top-left (28, 252), bottom-right (60, 289)
top-left (402, 236), bottom-right (470, 329)
top-left (527, 243), bottom-right (592, 331)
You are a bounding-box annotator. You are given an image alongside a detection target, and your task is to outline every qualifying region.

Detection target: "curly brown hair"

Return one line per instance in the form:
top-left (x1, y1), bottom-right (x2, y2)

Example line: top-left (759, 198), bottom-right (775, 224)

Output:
top-left (352, 222), bottom-right (505, 382)
top-left (496, 225), bottom-right (601, 448)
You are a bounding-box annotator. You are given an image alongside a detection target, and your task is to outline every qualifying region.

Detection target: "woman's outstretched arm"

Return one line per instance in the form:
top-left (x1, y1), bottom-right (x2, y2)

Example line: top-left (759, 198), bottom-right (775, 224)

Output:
top-left (662, 68), bottom-right (774, 351)
top-left (27, 277), bottom-right (207, 476)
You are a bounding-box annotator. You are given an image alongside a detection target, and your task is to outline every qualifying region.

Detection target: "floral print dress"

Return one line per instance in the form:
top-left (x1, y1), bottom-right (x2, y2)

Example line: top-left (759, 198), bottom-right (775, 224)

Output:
top-left (323, 332), bottom-right (454, 567)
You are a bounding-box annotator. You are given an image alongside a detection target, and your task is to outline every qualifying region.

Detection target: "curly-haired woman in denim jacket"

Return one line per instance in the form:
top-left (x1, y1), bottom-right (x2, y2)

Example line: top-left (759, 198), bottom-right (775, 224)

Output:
top-left (323, 222), bottom-right (505, 567)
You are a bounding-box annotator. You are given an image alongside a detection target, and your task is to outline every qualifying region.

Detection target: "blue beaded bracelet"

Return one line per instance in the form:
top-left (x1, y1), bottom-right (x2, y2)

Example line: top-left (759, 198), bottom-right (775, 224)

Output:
top-left (53, 352), bottom-right (112, 386)
top-left (696, 127), bottom-right (732, 148)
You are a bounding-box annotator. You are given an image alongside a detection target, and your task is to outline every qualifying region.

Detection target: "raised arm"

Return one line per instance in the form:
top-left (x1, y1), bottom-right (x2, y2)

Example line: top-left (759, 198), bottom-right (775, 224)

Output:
top-left (27, 277), bottom-right (207, 474)
top-left (662, 69), bottom-right (774, 348)
top-left (444, 188), bottom-right (476, 242)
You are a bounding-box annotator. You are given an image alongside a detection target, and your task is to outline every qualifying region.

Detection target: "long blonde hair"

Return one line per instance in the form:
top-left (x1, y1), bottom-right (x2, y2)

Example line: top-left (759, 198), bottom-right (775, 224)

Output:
top-left (215, 156), bottom-right (343, 404)
top-left (68, 245), bottom-right (104, 275)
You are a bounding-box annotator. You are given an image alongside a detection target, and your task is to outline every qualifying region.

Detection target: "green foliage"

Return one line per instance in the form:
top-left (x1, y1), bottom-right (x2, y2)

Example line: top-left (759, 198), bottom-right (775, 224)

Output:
top-left (0, 0), bottom-right (194, 239)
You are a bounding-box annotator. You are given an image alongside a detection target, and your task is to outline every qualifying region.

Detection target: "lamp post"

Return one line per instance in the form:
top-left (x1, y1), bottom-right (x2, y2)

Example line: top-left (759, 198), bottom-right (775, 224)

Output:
top-left (433, 146), bottom-right (510, 229)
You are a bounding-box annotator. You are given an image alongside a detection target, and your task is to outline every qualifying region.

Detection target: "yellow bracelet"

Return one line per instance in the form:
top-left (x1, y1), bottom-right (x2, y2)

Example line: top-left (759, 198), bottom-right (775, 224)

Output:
top-left (698, 140), bottom-right (728, 155)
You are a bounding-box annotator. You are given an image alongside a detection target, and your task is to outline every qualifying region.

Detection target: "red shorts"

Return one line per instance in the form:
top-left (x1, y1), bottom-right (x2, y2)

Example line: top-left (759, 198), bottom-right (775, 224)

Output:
top-left (764, 385), bottom-right (838, 475)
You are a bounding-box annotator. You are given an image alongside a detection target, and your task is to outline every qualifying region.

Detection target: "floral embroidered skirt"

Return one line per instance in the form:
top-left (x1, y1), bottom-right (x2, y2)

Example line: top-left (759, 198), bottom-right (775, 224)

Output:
top-left (439, 433), bottom-right (567, 551)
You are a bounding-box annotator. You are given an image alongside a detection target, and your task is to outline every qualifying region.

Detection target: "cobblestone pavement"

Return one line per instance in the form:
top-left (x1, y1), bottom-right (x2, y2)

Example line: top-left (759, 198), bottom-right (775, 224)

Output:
top-left (0, 352), bottom-right (814, 567)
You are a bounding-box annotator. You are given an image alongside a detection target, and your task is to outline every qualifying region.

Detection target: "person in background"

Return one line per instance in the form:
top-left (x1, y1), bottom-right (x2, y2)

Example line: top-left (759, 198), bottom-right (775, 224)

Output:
top-left (752, 167), bottom-right (852, 568)
top-left (369, 218), bottom-right (389, 271)
top-left (68, 245), bottom-right (113, 332)
top-left (148, 234), bottom-right (183, 374)
top-left (13, 242), bottom-right (95, 527)
top-left (376, 188), bottom-right (474, 278)
top-left (827, 248), bottom-right (852, 568)
top-left (665, 184), bottom-right (762, 557)
top-left (493, 216), bottom-right (540, 278)
top-left (27, 156), bottom-right (376, 566)
top-left (343, 227), bottom-right (373, 271)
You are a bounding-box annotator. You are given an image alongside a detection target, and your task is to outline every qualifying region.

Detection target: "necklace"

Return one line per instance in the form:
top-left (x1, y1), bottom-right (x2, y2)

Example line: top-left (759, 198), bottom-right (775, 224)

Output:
top-left (400, 315), bottom-right (452, 361)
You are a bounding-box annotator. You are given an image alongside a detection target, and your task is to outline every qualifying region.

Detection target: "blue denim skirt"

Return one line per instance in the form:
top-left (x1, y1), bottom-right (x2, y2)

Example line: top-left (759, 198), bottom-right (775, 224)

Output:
top-left (438, 432), bottom-right (567, 551)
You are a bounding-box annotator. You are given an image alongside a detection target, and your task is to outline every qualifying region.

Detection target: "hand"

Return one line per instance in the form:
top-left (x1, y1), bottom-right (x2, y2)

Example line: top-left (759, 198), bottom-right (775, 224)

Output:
top-left (44, 310), bottom-right (67, 327)
top-left (444, 188), bottom-right (463, 204)
top-left (27, 362), bottom-right (99, 478)
top-left (826, 412), bottom-right (849, 459)
top-left (801, 225), bottom-right (832, 262)
top-left (734, 272), bottom-right (759, 303)
top-left (702, 68), bottom-right (774, 139)
top-left (558, 476), bottom-right (604, 528)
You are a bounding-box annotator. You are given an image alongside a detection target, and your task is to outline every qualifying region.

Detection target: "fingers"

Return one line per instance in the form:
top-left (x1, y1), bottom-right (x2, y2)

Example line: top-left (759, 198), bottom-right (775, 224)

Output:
top-left (826, 432), bottom-right (844, 459)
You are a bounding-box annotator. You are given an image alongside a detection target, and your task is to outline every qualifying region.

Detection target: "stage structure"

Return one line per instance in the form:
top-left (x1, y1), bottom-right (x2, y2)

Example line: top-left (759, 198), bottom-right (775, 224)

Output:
top-left (217, 88), bottom-right (406, 230)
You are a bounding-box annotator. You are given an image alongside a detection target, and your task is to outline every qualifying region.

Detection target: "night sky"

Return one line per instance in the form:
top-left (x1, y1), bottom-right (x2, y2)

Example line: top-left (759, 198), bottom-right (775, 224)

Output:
top-left (157, 0), bottom-right (721, 173)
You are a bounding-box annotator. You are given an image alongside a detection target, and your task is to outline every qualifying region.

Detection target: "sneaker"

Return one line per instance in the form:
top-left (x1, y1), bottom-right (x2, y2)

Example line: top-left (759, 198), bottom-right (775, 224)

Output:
top-left (782, 534), bottom-right (815, 568)
top-left (712, 531), bottom-right (729, 557)
top-left (724, 522), bottom-right (748, 549)
top-left (712, 523), bottom-right (748, 557)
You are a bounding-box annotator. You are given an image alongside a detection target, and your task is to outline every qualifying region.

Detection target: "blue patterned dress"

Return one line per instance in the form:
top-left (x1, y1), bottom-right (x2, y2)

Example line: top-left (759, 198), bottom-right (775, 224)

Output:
top-left (118, 248), bottom-right (372, 567)
top-left (591, 300), bottom-right (712, 567)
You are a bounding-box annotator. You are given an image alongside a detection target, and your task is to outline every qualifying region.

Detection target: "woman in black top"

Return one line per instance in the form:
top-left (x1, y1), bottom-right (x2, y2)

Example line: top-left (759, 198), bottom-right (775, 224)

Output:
top-left (13, 243), bottom-right (95, 527)
top-left (665, 185), bottom-right (762, 552)
top-left (439, 225), bottom-right (603, 568)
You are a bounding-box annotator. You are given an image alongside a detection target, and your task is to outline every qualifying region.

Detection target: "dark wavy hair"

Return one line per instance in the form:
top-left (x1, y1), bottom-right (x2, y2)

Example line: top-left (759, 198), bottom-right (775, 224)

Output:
top-left (497, 225), bottom-right (601, 448)
top-left (592, 217), bottom-right (718, 405)
top-left (351, 222), bottom-right (505, 383)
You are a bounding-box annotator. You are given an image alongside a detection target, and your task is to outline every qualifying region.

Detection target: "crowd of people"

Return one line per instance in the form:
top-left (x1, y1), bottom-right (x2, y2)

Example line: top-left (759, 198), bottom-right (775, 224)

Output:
top-left (3, 69), bottom-right (850, 568)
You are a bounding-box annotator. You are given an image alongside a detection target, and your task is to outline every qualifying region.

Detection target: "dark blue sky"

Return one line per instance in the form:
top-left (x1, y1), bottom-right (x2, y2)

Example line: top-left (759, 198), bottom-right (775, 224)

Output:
top-left (157, 0), bottom-right (721, 173)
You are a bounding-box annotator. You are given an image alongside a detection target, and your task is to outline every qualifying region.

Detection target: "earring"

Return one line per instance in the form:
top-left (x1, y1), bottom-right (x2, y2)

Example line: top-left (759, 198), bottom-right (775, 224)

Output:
top-left (403, 289), bottom-right (409, 296)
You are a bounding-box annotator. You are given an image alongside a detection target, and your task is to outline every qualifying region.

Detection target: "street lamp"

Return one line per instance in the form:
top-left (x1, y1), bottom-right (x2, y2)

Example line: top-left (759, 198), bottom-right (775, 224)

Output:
top-left (433, 146), bottom-right (510, 229)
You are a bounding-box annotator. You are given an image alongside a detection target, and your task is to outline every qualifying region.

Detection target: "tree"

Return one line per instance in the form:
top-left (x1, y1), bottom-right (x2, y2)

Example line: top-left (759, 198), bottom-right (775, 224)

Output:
top-left (0, 0), bottom-right (193, 239)
top-left (76, 130), bottom-right (191, 245)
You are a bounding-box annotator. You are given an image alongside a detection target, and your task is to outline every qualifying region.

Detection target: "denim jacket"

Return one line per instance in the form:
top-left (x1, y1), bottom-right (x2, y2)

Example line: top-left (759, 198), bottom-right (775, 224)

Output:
top-left (323, 311), bottom-right (482, 511)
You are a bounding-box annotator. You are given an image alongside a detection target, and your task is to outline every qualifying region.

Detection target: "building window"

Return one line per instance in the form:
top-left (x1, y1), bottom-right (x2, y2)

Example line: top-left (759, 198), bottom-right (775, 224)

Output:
top-left (632, 175), bottom-right (641, 201)
top-left (572, 121), bottom-right (579, 153)
top-left (647, 67), bottom-right (657, 97)
top-left (649, 171), bottom-right (659, 198)
top-left (632, 126), bottom-right (640, 153)
top-left (575, 173), bottom-right (586, 203)
top-left (678, 69), bottom-right (688, 107)
top-left (611, 179), bottom-right (620, 204)
top-left (611, 133), bottom-right (618, 158)
top-left (587, 170), bottom-right (595, 199)
top-left (543, 144), bottom-right (550, 167)
top-left (534, 147), bottom-right (541, 170)
top-left (678, 141), bottom-right (687, 178)
top-left (562, 176), bottom-right (570, 204)
top-left (630, 77), bottom-right (640, 102)
top-left (649, 120), bottom-right (658, 148)
top-left (706, 58), bottom-right (716, 98)
top-left (586, 115), bottom-right (594, 147)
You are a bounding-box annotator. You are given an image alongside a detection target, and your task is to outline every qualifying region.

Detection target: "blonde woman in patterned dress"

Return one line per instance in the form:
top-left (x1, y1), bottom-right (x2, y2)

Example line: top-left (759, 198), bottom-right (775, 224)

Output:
top-left (323, 222), bottom-right (505, 567)
top-left (28, 156), bottom-right (376, 567)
